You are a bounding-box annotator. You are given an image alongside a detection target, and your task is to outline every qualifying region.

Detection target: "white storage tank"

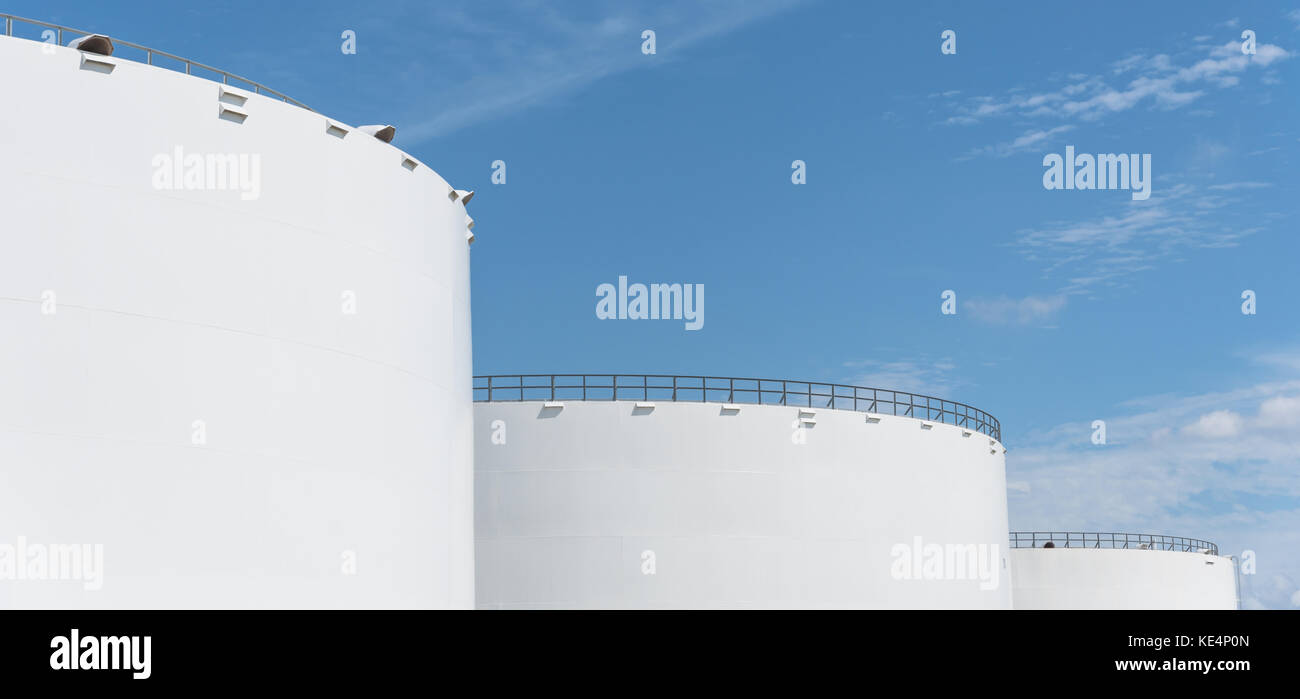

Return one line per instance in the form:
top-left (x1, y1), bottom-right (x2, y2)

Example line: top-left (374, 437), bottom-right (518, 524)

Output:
top-left (474, 374), bottom-right (1011, 608)
top-left (1008, 532), bottom-right (1238, 609)
top-left (0, 20), bottom-right (475, 608)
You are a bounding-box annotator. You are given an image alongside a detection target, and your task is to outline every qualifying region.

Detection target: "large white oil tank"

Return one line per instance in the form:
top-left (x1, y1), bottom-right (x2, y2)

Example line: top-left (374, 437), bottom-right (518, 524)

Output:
top-left (474, 374), bottom-right (1011, 608)
top-left (1008, 532), bottom-right (1238, 609)
top-left (0, 20), bottom-right (475, 608)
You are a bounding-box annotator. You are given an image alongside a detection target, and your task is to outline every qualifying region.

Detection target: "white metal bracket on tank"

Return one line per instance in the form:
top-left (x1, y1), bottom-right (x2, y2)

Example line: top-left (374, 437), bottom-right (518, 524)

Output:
top-left (79, 53), bottom-right (115, 73)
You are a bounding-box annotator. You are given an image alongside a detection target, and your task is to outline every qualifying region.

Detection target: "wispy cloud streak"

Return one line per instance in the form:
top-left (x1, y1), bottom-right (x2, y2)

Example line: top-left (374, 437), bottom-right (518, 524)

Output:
top-left (945, 40), bottom-right (1289, 131)
top-left (393, 0), bottom-right (806, 142)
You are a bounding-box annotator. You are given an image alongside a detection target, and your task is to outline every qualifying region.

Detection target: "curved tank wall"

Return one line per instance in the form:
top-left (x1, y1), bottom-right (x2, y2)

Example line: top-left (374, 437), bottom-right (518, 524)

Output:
top-left (1009, 548), bottom-right (1238, 609)
top-left (0, 35), bottom-right (474, 607)
top-left (475, 399), bottom-right (1011, 608)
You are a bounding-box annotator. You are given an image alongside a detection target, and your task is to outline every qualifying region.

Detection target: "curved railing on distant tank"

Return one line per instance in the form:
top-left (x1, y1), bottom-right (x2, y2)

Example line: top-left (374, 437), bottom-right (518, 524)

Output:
top-left (473, 373), bottom-right (1002, 441)
top-left (1, 13), bottom-right (314, 111)
top-left (1009, 531), bottom-right (1218, 556)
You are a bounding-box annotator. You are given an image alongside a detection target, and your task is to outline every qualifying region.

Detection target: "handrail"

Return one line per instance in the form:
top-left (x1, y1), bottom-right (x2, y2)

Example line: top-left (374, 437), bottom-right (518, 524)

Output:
top-left (473, 373), bottom-right (1002, 441)
top-left (1, 13), bottom-right (314, 112)
top-left (1008, 531), bottom-right (1218, 556)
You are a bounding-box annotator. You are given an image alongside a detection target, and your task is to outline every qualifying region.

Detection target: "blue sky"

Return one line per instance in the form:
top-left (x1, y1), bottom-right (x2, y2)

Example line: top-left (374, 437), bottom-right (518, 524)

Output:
top-left (13, 0), bottom-right (1299, 607)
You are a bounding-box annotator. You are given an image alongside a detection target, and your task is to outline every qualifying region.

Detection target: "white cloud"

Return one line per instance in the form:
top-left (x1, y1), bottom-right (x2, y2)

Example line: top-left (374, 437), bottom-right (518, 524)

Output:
top-left (1181, 409), bottom-right (1244, 439)
top-left (1207, 181), bottom-right (1274, 190)
top-left (964, 294), bottom-right (1067, 325)
top-left (1013, 182), bottom-right (1261, 294)
top-left (961, 125), bottom-right (1074, 159)
top-left (841, 358), bottom-right (962, 397)
top-left (1254, 352), bottom-right (1300, 372)
top-left (1258, 396), bottom-right (1300, 428)
top-left (395, 0), bottom-right (807, 141)
top-left (946, 38), bottom-right (1290, 132)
